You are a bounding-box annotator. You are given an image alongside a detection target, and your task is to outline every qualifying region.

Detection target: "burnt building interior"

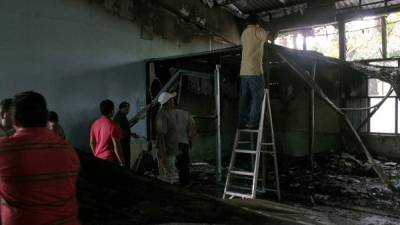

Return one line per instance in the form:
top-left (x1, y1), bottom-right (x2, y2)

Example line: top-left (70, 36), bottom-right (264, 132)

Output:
top-left (3, 0), bottom-right (400, 225)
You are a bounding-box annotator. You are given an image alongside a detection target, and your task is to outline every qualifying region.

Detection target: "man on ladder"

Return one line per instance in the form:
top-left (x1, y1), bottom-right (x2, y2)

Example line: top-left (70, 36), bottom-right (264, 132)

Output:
top-left (223, 15), bottom-right (280, 200)
top-left (239, 14), bottom-right (271, 130)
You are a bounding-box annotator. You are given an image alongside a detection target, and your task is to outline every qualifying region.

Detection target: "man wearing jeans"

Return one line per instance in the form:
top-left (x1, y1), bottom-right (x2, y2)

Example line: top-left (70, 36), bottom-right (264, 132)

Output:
top-left (239, 15), bottom-right (272, 129)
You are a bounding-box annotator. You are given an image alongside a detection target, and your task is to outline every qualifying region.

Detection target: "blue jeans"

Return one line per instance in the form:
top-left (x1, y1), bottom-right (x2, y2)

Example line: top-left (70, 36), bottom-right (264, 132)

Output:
top-left (239, 76), bottom-right (264, 128)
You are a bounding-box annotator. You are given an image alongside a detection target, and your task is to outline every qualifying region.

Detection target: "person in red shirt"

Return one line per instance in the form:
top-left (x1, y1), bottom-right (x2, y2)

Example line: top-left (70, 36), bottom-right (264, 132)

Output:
top-left (90, 99), bottom-right (125, 166)
top-left (0, 91), bottom-right (80, 225)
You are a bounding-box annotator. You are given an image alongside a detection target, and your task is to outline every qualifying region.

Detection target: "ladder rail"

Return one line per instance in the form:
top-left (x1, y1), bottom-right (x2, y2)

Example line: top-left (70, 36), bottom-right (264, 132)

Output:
top-left (251, 90), bottom-right (267, 199)
top-left (266, 89), bottom-right (281, 200)
top-left (223, 130), bottom-right (240, 199)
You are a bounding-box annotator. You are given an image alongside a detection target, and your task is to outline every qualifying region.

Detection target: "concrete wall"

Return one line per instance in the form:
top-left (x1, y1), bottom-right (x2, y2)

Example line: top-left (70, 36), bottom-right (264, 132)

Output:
top-left (363, 134), bottom-right (400, 160)
top-left (0, 0), bottom-right (234, 150)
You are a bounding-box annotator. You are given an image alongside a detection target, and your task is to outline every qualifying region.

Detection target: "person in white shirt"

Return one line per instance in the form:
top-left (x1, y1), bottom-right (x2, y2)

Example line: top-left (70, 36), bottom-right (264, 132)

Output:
top-left (174, 107), bottom-right (196, 186)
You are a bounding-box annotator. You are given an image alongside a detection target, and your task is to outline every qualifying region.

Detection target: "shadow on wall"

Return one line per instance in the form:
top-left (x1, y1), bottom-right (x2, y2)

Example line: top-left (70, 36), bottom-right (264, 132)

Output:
top-left (53, 61), bottom-right (146, 151)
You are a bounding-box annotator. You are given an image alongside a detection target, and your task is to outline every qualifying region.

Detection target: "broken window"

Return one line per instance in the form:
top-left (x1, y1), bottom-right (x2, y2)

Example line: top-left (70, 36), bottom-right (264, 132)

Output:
top-left (275, 31), bottom-right (304, 50)
top-left (369, 97), bottom-right (396, 133)
top-left (387, 12), bottom-right (400, 58)
top-left (346, 17), bottom-right (383, 61)
top-left (306, 25), bottom-right (339, 58)
top-left (368, 76), bottom-right (397, 133)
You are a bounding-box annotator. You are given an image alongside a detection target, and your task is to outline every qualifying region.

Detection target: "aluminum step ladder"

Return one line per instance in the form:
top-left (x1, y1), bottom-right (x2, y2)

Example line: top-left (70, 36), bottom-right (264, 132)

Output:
top-left (223, 88), bottom-right (281, 200)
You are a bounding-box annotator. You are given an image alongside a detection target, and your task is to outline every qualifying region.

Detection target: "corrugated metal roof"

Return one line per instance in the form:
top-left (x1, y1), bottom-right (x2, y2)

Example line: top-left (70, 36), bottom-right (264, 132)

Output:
top-left (336, 0), bottom-right (400, 10)
top-left (232, 0), bottom-right (306, 14)
top-left (229, 0), bottom-right (400, 15)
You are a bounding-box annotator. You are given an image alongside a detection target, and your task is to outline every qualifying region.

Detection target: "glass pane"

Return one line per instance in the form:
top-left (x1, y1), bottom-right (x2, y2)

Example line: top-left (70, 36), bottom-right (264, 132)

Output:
top-left (306, 25), bottom-right (339, 58)
top-left (369, 98), bottom-right (396, 133)
top-left (387, 12), bottom-right (400, 58)
top-left (346, 17), bottom-right (383, 61)
top-left (368, 79), bottom-right (394, 96)
top-left (368, 60), bottom-right (398, 67)
top-left (275, 32), bottom-right (304, 50)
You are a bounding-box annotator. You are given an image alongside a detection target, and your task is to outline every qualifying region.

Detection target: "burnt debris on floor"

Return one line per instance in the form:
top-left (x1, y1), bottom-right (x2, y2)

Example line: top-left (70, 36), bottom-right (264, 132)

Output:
top-left (187, 151), bottom-right (400, 224)
top-left (277, 152), bottom-right (400, 213)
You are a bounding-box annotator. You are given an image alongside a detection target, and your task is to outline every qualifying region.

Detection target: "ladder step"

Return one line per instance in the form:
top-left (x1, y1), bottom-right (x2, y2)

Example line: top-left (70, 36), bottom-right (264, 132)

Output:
top-left (238, 129), bottom-right (260, 133)
top-left (237, 141), bottom-right (251, 144)
top-left (230, 184), bottom-right (267, 193)
top-left (263, 188), bottom-right (279, 193)
top-left (260, 150), bottom-right (274, 154)
top-left (225, 191), bottom-right (253, 199)
top-left (262, 143), bottom-right (274, 146)
top-left (235, 149), bottom-right (257, 154)
top-left (230, 170), bottom-right (255, 176)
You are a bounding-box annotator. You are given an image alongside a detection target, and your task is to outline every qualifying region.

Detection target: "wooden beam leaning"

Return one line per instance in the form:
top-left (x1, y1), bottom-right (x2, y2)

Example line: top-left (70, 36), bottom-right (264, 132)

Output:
top-left (274, 46), bottom-right (397, 192)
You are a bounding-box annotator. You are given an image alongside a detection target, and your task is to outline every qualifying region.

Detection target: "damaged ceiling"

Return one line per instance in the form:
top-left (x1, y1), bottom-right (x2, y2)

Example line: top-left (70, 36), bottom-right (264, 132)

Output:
top-left (91, 0), bottom-right (400, 45)
top-left (214, 0), bottom-right (400, 19)
top-left (202, 0), bottom-right (400, 30)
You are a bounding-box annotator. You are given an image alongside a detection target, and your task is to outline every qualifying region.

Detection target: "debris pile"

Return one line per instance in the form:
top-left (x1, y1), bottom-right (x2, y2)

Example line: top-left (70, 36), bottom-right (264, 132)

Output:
top-left (277, 152), bottom-right (400, 213)
top-left (188, 152), bottom-right (400, 214)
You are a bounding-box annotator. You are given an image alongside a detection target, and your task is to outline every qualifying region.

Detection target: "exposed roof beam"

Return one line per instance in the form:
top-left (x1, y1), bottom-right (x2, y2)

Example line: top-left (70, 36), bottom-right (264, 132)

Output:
top-left (254, 1), bottom-right (308, 14)
top-left (266, 1), bottom-right (400, 31)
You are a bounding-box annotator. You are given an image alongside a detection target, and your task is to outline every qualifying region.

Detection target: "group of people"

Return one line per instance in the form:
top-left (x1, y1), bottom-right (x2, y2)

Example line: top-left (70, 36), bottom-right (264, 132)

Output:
top-left (89, 91), bottom-right (196, 187)
top-left (0, 91), bottom-right (80, 225)
top-left (0, 92), bottom-right (147, 225)
top-left (0, 13), bottom-right (270, 225)
top-left (90, 100), bottom-right (132, 168)
top-left (0, 89), bottom-right (196, 225)
top-left (0, 98), bottom-right (65, 139)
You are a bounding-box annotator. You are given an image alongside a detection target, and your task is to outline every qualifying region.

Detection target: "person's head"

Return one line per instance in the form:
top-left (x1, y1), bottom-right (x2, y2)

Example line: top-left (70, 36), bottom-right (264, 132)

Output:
top-left (47, 111), bottom-right (59, 131)
top-left (48, 111), bottom-right (59, 123)
top-left (13, 91), bottom-right (48, 128)
top-left (247, 14), bottom-right (259, 25)
top-left (267, 29), bottom-right (279, 42)
top-left (0, 98), bottom-right (13, 130)
top-left (100, 99), bottom-right (115, 118)
top-left (119, 102), bottom-right (130, 115)
top-left (158, 92), bottom-right (176, 110)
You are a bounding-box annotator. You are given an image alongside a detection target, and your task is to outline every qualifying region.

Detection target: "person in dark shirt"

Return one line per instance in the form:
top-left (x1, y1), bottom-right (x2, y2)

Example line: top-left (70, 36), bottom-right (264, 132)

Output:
top-left (113, 102), bottom-right (132, 169)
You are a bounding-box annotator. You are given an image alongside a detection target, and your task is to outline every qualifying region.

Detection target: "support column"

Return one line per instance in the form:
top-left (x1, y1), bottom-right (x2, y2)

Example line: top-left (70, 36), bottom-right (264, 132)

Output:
top-left (338, 20), bottom-right (346, 61)
top-left (309, 62), bottom-right (317, 168)
top-left (382, 16), bottom-right (387, 59)
top-left (215, 64), bottom-right (222, 182)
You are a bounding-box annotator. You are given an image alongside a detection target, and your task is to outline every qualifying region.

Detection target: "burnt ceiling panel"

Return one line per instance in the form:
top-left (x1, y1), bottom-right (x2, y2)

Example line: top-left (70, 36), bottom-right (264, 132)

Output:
top-left (232, 0), bottom-right (306, 14)
top-left (223, 0), bottom-right (400, 18)
top-left (215, 0), bottom-right (400, 29)
top-left (336, 0), bottom-right (400, 11)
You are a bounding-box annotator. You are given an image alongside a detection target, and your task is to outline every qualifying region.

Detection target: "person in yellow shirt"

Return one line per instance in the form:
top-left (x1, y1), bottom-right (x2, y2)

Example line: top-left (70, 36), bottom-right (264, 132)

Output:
top-left (239, 14), bottom-right (275, 129)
